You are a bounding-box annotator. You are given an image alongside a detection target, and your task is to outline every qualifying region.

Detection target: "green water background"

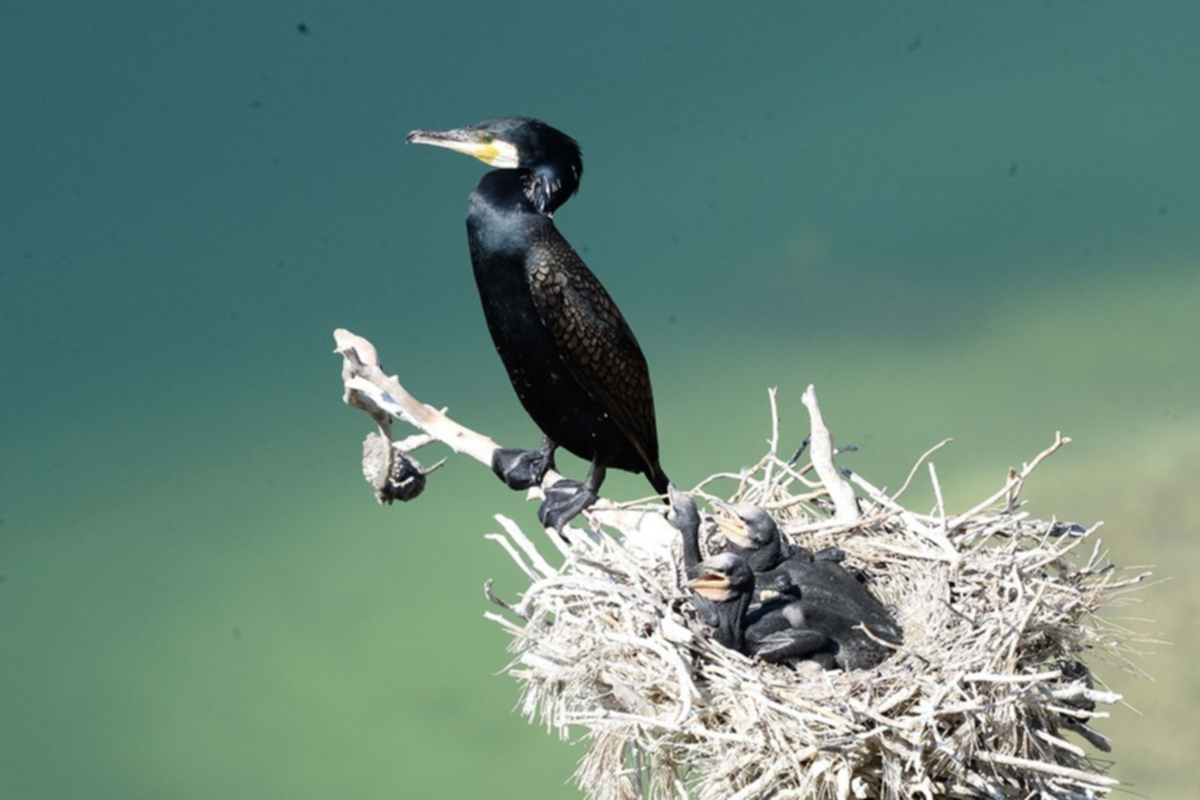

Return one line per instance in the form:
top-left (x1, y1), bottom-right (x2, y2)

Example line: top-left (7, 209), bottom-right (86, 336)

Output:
top-left (3, 1), bottom-right (1197, 797)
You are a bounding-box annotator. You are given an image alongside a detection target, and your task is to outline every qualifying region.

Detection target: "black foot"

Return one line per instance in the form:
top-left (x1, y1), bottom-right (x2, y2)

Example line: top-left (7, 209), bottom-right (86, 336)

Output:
top-left (537, 479), bottom-right (598, 532)
top-left (491, 447), bottom-right (553, 491)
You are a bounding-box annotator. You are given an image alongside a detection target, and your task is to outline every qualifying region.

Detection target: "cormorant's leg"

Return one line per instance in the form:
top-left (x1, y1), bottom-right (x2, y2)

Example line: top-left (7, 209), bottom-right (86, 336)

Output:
top-left (537, 461), bottom-right (605, 532)
top-left (491, 435), bottom-right (557, 491)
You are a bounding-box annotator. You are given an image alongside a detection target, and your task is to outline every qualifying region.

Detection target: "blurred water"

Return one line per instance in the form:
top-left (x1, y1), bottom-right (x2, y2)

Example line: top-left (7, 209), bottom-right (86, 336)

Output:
top-left (3, 2), bottom-right (1198, 797)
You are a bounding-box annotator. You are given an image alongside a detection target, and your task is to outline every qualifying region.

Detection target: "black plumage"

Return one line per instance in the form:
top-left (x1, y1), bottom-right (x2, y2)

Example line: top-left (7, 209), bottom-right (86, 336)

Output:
top-left (673, 488), bottom-right (838, 665)
top-left (687, 552), bottom-right (756, 653)
top-left (750, 572), bottom-right (895, 670)
top-left (718, 504), bottom-right (849, 588)
top-left (673, 489), bottom-right (902, 670)
top-left (717, 504), bottom-right (904, 663)
top-left (407, 117), bottom-right (668, 528)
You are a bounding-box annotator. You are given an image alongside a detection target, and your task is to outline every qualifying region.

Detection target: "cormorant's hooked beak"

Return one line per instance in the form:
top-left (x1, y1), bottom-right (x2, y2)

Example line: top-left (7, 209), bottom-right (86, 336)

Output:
top-left (687, 564), bottom-right (736, 602)
top-left (406, 127), bottom-right (520, 168)
top-left (713, 511), bottom-right (755, 548)
top-left (713, 502), bottom-right (776, 548)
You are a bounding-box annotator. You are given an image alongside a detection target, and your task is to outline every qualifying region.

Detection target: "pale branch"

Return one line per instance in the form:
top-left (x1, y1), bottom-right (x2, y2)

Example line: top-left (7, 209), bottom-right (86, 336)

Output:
top-left (336, 328), bottom-right (503, 466)
top-left (893, 437), bottom-right (954, 503)
top-left (800, 384), bottom-right (861, 523)
top-left (336, 330), bottom-right (870, 543)
top-left (334, 329), bottom-right (684, 539)
top-left (950, 430), bottom-right (1073, 525)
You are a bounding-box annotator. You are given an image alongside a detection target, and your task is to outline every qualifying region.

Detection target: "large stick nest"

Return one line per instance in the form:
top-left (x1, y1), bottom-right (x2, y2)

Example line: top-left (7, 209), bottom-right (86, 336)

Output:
top-left (484, 396), bottom-right (1146, 800)
top-left (331, 333), bottom-right (1146, 800)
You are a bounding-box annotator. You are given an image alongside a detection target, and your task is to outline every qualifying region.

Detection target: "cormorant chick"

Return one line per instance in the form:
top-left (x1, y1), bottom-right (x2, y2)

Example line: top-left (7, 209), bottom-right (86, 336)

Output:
top-left (750, 572), bottom-right (898, 670)
top-left (669, 485), bottom-right (706, 580)
top-left (407, 117), bottom-right (669, 531)
top-left (689, 553), bottom-right (851, 667)
top-left (717, 504), bottom-right (847, 590)
top-left (687, 552), bottom-right (756, 653)
top-left (673, 488), bottom-right (869, 667)
top-left (718, 504), bottom-right (904, 664)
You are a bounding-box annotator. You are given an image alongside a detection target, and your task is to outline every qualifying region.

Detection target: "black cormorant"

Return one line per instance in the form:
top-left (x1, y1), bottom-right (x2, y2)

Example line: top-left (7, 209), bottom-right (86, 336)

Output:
top-left (407, 117), bottom-right (669, 529)
top-left (687, 552), bottom-right (756, 653)
top-left (717, 505), bottom-right (846, 585)
top-left (670, 485), bottom-right (706, 580)
top-left (688, 553), bottom-right (844, 666)
top-left (677, 494), bottom-right (902, 669)
top-left (750, 572), bottom-right (898, 670)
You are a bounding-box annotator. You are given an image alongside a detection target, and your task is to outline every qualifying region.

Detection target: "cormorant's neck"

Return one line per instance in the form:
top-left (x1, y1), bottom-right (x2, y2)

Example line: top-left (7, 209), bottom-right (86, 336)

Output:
top-left (470, 170), bottom-right (537, 217)
top-left (466, 171), bottom-right (552, 260)
top-left (470, 163), bottom-right (580, 220)
top-left (730, 539), bottom-right (783, 573)
top-left (755, 539), bottom-right (783, 571)
top-left (716, 594), bottom-right (751, 651)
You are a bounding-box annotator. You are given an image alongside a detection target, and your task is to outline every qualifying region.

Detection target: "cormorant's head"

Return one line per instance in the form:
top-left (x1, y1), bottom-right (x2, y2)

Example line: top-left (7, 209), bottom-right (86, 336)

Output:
top-left (768, 571), bottom-right (802, 600)
top-left (687, 553), bottom-right (755, 603)
top-left (716, 504), bottom-right (782, 555)
top-left (406, 116), bottom-right (583, 216)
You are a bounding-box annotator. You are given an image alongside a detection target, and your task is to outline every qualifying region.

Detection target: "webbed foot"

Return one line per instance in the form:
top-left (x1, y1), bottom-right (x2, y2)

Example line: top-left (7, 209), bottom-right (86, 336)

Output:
top-left (491, 447), bottom-right (554, 491)
top-left (537, 479), bottom-right (598, 532)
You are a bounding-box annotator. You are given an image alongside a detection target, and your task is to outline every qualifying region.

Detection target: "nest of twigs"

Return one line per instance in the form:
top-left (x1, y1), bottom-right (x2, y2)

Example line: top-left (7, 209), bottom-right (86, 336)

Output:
top-left (484, 393), bottom-right (1146, 800)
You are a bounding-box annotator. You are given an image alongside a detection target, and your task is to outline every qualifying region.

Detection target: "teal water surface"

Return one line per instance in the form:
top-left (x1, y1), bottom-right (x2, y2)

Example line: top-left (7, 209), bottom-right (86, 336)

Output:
top-left (3, 2), bottom-right (1198, 797)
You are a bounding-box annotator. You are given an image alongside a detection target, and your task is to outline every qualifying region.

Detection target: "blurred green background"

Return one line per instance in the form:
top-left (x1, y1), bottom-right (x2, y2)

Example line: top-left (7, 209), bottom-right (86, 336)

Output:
top-left (2, 1), bottom-right (1196, 797)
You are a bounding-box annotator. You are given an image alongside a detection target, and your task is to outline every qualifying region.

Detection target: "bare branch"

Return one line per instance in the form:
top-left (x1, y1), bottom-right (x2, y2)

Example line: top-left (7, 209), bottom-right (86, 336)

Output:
top-left (800, 384), bottom-right (861, 523)
top-left (336, 328), bottom-right (502, 466)
top-left (336, 328), bottom-right (676, 537)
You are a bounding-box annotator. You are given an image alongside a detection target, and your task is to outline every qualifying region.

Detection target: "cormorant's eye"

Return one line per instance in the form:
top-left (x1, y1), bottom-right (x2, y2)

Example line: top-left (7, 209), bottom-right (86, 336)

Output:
top-left (481, 133), bottom-right (494, 144)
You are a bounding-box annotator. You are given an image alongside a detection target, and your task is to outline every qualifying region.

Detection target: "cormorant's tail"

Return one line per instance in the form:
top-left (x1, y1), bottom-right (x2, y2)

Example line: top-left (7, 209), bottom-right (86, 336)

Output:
top-left (647, 464), bottom-right (671, 498)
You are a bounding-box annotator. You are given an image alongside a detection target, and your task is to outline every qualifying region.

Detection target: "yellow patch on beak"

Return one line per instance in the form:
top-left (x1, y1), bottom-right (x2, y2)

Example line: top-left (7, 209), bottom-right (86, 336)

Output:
top-left (476, 139), bottom-right (520, 167)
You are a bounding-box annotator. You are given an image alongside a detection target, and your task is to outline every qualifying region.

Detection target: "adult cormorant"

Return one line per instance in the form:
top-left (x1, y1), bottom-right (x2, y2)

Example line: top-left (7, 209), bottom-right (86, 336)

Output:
top-left (407, 117), bottom-right (669, 529)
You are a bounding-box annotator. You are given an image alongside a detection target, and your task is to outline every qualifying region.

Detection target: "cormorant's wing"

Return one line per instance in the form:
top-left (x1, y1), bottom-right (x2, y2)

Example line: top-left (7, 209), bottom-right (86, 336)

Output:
top-left (768, 560), bottom-right (903, 645)
top-left (528, 232), bottom-right (660, 475)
